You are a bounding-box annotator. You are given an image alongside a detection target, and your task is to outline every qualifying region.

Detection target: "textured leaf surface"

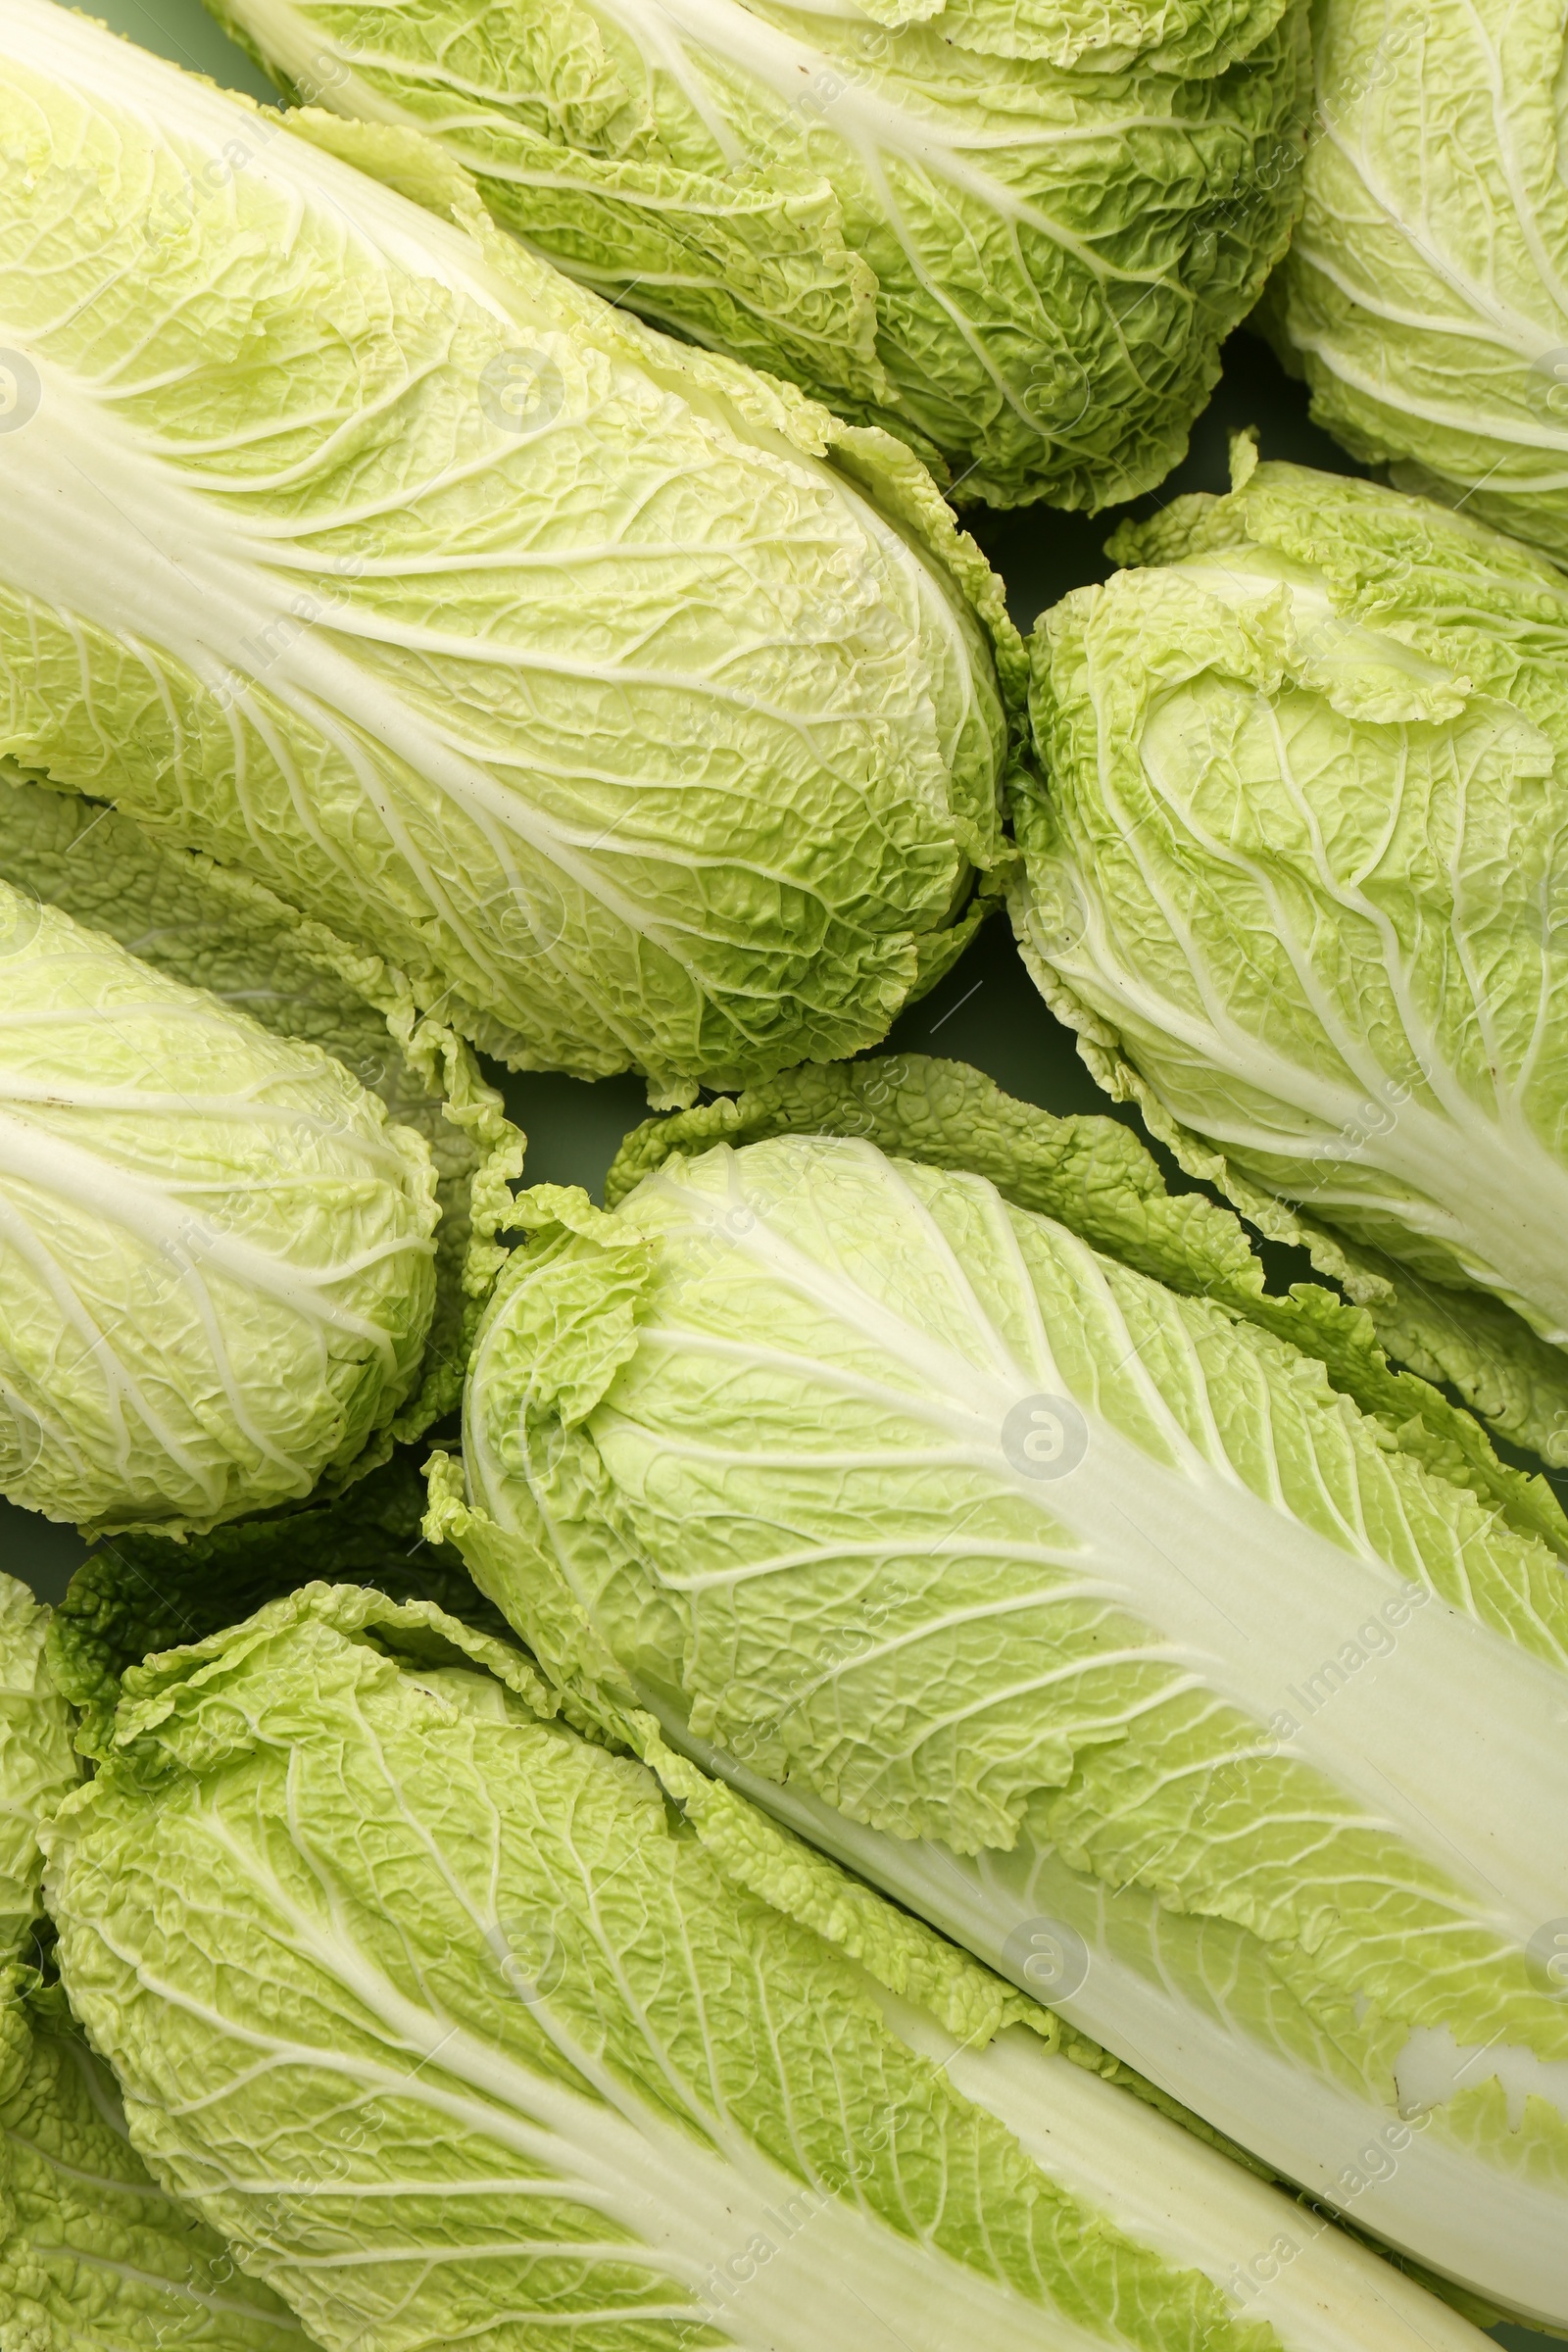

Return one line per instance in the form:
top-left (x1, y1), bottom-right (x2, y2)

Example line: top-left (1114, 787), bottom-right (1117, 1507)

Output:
top-left (45, 1451), bottom-right (513, 1758)
top-left (452, 1130), bottom-right (1568, 2319)
top-left (0, 1579), bottom-right (78, 1966)
top-left (204, 0), bottom-right (1308, 509)
top-left (0, 766), bottom-right (522, 1443)
top-left (0, 873), bottom-right (439, 1536)
top-left (41, 1583), bottom-right (1312, 2352)
top-left (0, 5), bottom-right (1012, 1102)
top-left (1017, 454), bottom-right (1568, 1464)
top-left (0, 1968), bottom-right (311, 2352)
top-left (608, 1053), bottom-right (1568, 1550)
top-left (1275, 0), bottom-right (1568, 567)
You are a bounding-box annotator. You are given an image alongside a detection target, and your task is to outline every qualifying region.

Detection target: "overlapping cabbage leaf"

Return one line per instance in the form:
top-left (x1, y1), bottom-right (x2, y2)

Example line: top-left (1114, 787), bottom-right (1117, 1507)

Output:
top-left (0, 859), bottom-right (441, 1536)
top-left (1015, 446), bottom-right (1568, 1467)
top-left (1270, 0), bottom-right (1568, 568)
top-left (0, 1571), bottom-right (313, 2352)
top-left (42, 1579), bottom-right (1494, 2352)
top-left (0, 3), bottom-right (1014, 1106)
top-left (437, 1117), bottom-right (1568, 2326)
top-left (0, 1577), bottom-right (79, 1966)
top-left (0, 768), bottom-right (522, 1450)
top-left (0, 1968), bottom-right (314, 2352)
top-left (200, 0), bottom-right (1308, 511)
top-left (45, 1449), bottom-right (516, 1757)
top-left (607, 1053), bottom-right (1568, 1552)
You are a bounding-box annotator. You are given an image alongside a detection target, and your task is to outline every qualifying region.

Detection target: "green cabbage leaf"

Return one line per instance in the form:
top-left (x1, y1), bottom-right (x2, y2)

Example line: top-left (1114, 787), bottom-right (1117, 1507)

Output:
top-left (0, 1968), bottom-right (314, 2352)
top-left (0, 768), bottom-right (523, 1453)
top-left (607, 1052), bottom-right (1568, 1551)
top-left (42, 1579), bottom-right (1496, 2352)
top-left (45, 1450), bottom-right (515, 1759)
top-left (0, 1573), bottom-right (313, 2352)
top-left (1270, 0), bottom-right (1568, 568)
top-left (0, 2), bottom-right (1013, 1105)
top-left (440, 1119), bottom-right (1568, 2325)
top-left (1016, 448), bottom-right (1568, 1467)
top-left (200, 0), bottom-right (1308, 510)
top-left (0, 1577), bottom-right (79, 1968)
top-left (0, 845), bottom-right (443, 1536)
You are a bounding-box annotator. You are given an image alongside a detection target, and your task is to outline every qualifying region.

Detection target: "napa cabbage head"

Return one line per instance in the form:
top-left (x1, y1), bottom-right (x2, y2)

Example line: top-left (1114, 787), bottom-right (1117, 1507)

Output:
top-left (0, 872), bottom-right (441, 1535)
top-left (1269, 0), bottom-right (1568, 568)
top-left (1014, 445), bottom-right (1568, 1469)
top-left (0, 2), bottom-right (1015, 1107)
top-left (0, 1573), bottom-right (316, 2352)
top-left (0, 767), bottom-right (523, 1446)
top-left (40, 1578), bottom-right (1497, 2352)
top-left (199, 0), bottom-right (1309, 512)
top-left (437, 1101), bottom-right (1568, 2324)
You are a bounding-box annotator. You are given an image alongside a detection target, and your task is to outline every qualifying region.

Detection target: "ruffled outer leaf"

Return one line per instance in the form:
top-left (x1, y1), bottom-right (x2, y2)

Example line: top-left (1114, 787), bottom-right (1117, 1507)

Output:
top-left (1017, 450), bottom-right (1568, 1468)
top-left (606, 1052), bottom-right (1568, 1551)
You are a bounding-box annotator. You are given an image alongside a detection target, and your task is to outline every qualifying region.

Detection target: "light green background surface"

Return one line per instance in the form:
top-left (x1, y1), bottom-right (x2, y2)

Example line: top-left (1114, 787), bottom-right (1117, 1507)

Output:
top-left (0, 22), bottom-right (1556, 2336)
